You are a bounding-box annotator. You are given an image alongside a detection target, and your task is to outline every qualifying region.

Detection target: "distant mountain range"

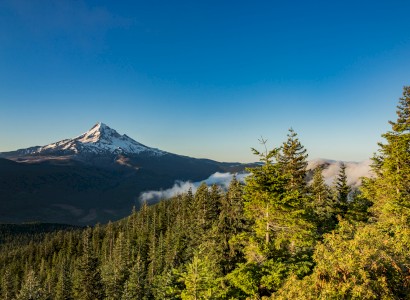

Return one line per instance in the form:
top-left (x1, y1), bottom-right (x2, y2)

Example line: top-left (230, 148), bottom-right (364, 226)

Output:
top-left (0, 123), bottom-right (251, 225)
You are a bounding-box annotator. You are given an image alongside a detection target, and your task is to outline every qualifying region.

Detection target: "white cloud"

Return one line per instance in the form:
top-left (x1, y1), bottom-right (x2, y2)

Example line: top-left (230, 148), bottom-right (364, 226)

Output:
top-left (139, 159), bottom-right (373, 203)
top-left (139, 172), bottom-right (248, 203)
top-left (308, 159), bottom-right (373, 186)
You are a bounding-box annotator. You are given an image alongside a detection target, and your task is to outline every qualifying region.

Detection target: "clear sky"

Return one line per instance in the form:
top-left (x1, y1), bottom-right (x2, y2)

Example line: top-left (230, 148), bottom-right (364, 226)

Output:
top-left (1, 0), bottom-right (409, 163)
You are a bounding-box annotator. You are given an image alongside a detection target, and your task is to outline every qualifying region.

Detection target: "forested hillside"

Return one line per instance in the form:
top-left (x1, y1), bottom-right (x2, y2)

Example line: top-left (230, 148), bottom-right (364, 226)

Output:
top-left (1, 87), bottom-right (409, 299)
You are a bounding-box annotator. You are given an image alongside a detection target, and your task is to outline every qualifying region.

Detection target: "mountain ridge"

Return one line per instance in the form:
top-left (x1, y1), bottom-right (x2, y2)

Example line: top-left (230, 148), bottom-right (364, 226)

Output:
top-left (0, 123), bottom-right (251, 225)
top-left (1, 122), bottom-right (165, 158)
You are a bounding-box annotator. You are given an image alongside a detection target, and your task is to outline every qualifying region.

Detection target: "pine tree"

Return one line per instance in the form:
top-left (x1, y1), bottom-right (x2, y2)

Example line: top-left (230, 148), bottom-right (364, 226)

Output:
top-left (16, 270), bottom-right (47, 300)
top-left (103, 232), bottom-right (130, 300)
top-left (274, 85), bottom-right (410, 299)
top-left (1, 269), bottom-right (14, 300)
top-left (244, 138), bottom-right (315, 253)
top-left (310, 166), bottom-right (336, 234)
top-left (369, 86), bottom-right (410, 221)
top-left (277, 128), bottom-right (308, 191)
top-left (180, 250), bottom-right (220, 300)
top-left (217, 176), bottom-right (246, 274)
top-left (55, 260), bottom-right (73, 300)
top-left (334, 162), bottom-right (351, 216)
top-left (121, 255), bottom-right (146, 300)
top-left (75, 229), bottom-right (105, 300)
top-left (229, 138), bottom-right (315, 297)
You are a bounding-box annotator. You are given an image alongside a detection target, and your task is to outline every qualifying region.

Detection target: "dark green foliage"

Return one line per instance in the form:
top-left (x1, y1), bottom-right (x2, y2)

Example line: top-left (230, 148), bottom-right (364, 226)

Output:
top-left (16, 270), bottom-right (48, 300)
top-left (334, 162), bottom-right (351, 216)
top-left (272, 86), bottom-right (410, 299)
top-left (55, 260), bottom-right (72, 300)
top-left (225, 135), bottom-right (316, 297)
top-left (1, 86), bottom-right (410, 299)
top-left (277, 128), bottom-right (309, 191)
top-left (310, 166), bottom-right (337, 234)
top-left (1, 269), bottom-right (15, 300)
top-left (75, 229), bottom-right (104, 300)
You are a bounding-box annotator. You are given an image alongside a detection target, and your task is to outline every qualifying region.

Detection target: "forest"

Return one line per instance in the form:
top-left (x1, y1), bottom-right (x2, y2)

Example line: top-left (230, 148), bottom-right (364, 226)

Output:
top-left (0, 86), bottom-right (409, 299)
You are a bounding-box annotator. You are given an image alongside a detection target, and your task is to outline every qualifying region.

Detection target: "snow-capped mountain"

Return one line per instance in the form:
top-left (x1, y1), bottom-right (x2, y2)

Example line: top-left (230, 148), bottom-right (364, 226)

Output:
top-left (6, 122), bottom-right (165, 157)
top-left (0, 123), bottom-right (250, 224)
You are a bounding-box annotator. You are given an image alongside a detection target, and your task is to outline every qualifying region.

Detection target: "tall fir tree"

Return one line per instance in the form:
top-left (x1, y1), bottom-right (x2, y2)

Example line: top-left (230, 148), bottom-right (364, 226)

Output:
top-left (121, 255), bottom-right (146, 300)
top-left (55, 260), bottom-right (73, 300)
top-left (217, 176), bottom-right (247, 274)
top-left (75, 229), bottom-right (105, 300)
top-left (310, 166), bottom-right (336, 234)
top-left (277, 128), bottom-right (308, 191)
top-left (16, 270), bottom-right (47, 300)
top-left (367, 86), bottom-right (410, 222)
top-left (103, 232), bottom-right (130, 300)
top-left (274, 85), bottom-right (410, 299)
top-left (244, 138), bottom-right (315, 252)
top-left (228, 138), bottom-right (315, 297)
top-left (1, 269), bottom-right (14, 300)
top-left (180, 250), bottom-right (220, 300)
top-left (334, 162), bottom-right (351, 216)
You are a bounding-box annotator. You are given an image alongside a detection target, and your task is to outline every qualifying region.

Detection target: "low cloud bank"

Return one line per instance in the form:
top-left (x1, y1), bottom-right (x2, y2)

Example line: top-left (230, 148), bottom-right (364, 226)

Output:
top-left (139, 172), bottom-right (248, 203)
top-left (140, 160), bottom-right (373, 203)
top-left (308, 159), bottom-right (373, 187)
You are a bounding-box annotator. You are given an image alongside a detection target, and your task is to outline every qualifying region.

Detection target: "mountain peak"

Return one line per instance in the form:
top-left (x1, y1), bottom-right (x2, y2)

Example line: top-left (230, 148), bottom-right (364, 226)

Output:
top-left (80, 122), bottom-right (121, 144)
top-left (8, 123), bottom-right (165, 157)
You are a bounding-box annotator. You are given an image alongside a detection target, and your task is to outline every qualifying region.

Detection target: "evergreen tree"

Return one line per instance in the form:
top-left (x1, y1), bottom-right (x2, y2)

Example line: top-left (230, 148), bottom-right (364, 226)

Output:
top-left (310, 166), bottom-right (336, 234)
top-left (121, 255), bottom-right (146, 300)
top-left (244, 138), bottom-right (315, 253)
top-left (103, 232), bottom-right (130, 300)
top-left (334, 162), bottom-right (350, 216)
top-left (75, 229), bottom-right (104, 300)
top-left (1, 269), bottom-right (14, 300)
top-left (151, 269), bottom-right (183, 299)
top-left (216, 176), bottom-right (247, 274)
top-left (274, 85), bottom-right (410, 299)
top-left (229, 138), bottom-right (315, 297)
top-left (55, 260), bottom-right (73, 300)
top-left (194, 183), bottom-right (212, 229)
top-left (277, 128), bottom-right (308, 191)
top-left (368, 86), bottom-right (410, 221)
top-left (274, 220), bottom-right (410, 299)
top-left (180, 251), bottom-right (220, 300)
top-left (16, 270), bottom-right (47, 300)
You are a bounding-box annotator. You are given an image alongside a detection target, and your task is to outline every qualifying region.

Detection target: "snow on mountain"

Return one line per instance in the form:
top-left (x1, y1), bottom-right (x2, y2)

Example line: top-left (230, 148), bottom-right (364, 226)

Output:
top-left (23, 122), bottom-right (165, 156)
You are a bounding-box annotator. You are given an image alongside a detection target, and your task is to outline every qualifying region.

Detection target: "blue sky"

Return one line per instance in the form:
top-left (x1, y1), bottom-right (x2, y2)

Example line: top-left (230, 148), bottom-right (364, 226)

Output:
top-left (1, 0), bottom-right (409, 163)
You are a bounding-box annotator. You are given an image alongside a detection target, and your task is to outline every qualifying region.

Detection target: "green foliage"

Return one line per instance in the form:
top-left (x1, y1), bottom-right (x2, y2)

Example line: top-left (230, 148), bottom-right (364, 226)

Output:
top-left (1, 269), bottom-right (15, 300)
top-left (334, 162), bottom-right (351, 216)
top-left (1, 85), bottom-right (410, 300)
top-left (55, 260), bottom-right (72, 300)
top-left (16, 270), bottom-right (48, 300)
top-left (277, 128), bottom-right (309, 191)
top-left (310, 166), bottom-right (337, 234)
top-left (121, 255), bottom-right (146, 300)
top-left (226, 262), bottom-right (261, 296)
top-left (244, 139), bottom-right (315, 253)
top-left (227, 133), bottom-right (316, 297)
top-left (274, 220), bottom-right (410, 299)
top-left (180, 250), bottom-right (220, 300)
top-left (75, 229), bottom-right (105, 300)
top-left (366, 86), bottom-right (410, 222)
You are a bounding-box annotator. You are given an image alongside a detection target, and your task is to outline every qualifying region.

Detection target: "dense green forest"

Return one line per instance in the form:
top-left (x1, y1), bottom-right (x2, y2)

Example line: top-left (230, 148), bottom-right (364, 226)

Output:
top-left (1, 86), bottom-right (410, 299)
